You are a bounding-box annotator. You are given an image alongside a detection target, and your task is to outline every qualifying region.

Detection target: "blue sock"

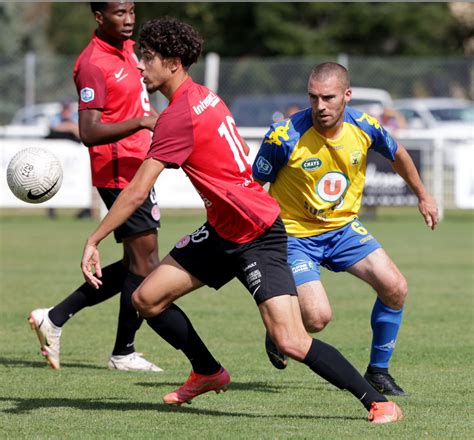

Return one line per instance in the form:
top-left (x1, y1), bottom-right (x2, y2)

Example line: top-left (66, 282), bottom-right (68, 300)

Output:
top-left (369, 297), bottom-right (403, 369)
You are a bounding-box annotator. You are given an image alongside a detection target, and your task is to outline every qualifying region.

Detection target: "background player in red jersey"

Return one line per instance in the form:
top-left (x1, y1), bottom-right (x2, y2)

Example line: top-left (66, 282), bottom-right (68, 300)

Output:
top-left (79, 17), bottom-right (403, 423)
top-left (29, 2), bottom-right (162, 372)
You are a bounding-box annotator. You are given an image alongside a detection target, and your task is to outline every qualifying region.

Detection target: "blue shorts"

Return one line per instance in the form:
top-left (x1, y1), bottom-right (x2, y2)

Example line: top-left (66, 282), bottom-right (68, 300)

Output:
top-left (288, 219), bottom-right (381, 286)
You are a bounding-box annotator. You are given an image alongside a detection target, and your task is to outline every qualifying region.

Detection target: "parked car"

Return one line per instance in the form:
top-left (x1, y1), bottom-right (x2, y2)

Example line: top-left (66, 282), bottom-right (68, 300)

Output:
top-left (10, 101), bottom-right (78, 127)
top-left (230, 87), bottom-right (393, 127)
top-left (2, 101), bottom-right (78, 139)
top-left (393, 97), bottom-right (474, 129)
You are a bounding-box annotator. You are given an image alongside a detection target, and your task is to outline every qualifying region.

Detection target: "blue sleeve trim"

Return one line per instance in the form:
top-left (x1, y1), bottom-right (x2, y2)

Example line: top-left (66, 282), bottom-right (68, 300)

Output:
top-left (345, 107), bottom-right (397, 161)
top-left (252, 109), bottom-right (312, 182)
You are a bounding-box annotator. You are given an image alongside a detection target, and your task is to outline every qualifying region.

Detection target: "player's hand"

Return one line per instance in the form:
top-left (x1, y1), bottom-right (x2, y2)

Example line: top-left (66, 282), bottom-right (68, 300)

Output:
top-left (141, 115), bottom-right (159, 131)
top-left (81, 240), bottom-right (103, 289)
top-left (418, 193), bottom-right (439, 230)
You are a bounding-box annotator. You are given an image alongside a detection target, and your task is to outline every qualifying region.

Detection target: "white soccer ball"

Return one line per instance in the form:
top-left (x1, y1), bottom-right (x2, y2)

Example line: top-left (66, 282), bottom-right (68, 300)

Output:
top-left (6, 147), bottom-right (63, 204)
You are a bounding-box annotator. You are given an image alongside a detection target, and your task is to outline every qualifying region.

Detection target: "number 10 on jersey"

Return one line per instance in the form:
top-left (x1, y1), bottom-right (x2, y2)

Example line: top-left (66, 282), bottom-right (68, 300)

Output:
top-left (218, 116), bottom-right (250, 172)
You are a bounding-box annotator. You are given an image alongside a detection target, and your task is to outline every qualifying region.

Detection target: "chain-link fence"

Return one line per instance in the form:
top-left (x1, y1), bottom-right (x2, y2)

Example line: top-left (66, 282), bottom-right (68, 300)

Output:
top-left (0, 53), bottom-right (472, 125)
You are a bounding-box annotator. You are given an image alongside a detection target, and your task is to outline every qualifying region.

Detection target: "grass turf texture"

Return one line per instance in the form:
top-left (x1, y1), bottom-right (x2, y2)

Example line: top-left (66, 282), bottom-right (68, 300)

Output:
top-left (0, 207), bottom-right (472, 439)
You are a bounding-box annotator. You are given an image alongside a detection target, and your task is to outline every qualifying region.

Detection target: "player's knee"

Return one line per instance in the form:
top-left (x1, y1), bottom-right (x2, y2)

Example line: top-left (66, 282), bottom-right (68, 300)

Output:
top-left (273, 334), bottom-right (311, 362)
top-left (301, 305), bottom-right (332, 333)
top-left (132, 289), bottom-right (162, 318)
top-left (380, 275), bottom-right (408, 310)
top-left (304, 313), bottom-right (331, 333)
top-left (397, 275), bottom-right (409, 306)
top-left (131, 290), bottom-right (145, 314)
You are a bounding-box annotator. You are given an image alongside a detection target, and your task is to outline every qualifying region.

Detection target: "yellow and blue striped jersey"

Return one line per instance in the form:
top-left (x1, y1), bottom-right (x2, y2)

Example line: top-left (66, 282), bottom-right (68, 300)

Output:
top-left (252, 106), bottom-right (398, 237)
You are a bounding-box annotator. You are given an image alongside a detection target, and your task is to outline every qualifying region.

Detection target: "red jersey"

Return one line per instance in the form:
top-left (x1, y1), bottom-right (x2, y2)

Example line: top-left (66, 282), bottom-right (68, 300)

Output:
top-left (73, 33), bottom-right (151, 188)
top-left (147, 78), bottom-right (280, 243)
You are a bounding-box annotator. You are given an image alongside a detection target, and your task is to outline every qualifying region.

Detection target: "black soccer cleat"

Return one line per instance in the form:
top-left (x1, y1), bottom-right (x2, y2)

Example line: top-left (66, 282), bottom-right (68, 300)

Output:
top-left (364, 370), bottom-right (407, 396)
top-left (265, 332), bottom-right (288, 370)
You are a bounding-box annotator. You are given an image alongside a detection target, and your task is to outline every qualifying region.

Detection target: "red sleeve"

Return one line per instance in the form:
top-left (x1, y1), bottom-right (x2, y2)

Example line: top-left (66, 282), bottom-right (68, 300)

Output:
top-left (147, 96), bottom-right (194, 167)
top-left (74, 62), bottom-right (107, 111)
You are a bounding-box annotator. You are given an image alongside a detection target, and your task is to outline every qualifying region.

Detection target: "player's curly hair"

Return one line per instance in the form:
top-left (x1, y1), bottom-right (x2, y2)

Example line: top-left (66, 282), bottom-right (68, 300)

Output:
top-left (138, 18), bottom-right (203, 69)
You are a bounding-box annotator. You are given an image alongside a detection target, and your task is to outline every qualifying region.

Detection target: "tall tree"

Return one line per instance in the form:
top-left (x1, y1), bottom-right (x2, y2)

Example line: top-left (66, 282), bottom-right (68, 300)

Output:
top-left (44, 2), bottom-right (466, 57)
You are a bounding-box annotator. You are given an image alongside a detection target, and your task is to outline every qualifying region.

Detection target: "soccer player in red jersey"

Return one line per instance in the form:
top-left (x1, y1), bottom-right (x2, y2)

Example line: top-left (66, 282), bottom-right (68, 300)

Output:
top-left (29, 2), bottom-right (162, 372)
top-left (80, 18), bottom-right (403, 423)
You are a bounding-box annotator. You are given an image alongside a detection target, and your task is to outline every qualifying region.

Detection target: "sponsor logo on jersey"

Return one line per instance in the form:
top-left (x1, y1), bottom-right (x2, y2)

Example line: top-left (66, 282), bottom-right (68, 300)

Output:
top-left (80, 87), bottom-right (95, 103)
top-left (301, 158), bottom-right (322, 171)
top-left (316, 172), bottom-right (349, 203)
top-left (350, 150), bottom-right (362, 166)
top-left (114, 68), bottom-right (129, 82)
top-left (303, 197), bottom-right (343, 220)
top-left (255, 156), bottom-right (272, 175)
top-left (264, 119), bottom-right (291, 146)
top-left (192, 91), bottom-right (220, 115)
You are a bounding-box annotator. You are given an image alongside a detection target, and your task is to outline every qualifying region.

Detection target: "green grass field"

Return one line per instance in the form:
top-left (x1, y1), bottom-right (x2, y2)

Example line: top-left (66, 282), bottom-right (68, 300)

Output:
top-left (1, 208), bottom-right (473, 439)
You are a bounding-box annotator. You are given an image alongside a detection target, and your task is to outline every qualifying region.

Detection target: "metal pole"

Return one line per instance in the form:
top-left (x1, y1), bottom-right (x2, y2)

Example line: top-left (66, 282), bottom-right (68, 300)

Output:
top-left (338, 53), bottom-right (349, 69)
top-left (433, 137), bottom-right (444, 221)
top-left (204, 52), bottom-right (220, 93)
top-left (25, 52), bottom-right (36, 121)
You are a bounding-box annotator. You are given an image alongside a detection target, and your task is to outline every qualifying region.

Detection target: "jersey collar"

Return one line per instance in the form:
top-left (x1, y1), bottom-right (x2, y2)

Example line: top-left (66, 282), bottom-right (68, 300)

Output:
top-left (170, 76), bottom-right (194, 104)
top-left (92, 32), bottom-right (135, 59)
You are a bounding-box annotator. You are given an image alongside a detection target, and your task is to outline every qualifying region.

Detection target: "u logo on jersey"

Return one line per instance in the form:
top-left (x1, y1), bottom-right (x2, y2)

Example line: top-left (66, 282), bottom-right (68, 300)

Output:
top-left (316, 172), bottom-right (349, 202)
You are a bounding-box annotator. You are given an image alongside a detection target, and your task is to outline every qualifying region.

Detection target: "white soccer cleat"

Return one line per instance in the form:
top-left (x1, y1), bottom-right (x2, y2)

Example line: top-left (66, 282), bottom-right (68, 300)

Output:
top-left (28, 307), bottom-right (62, 369)
top-left (108, 352), bottom-right (163, 372)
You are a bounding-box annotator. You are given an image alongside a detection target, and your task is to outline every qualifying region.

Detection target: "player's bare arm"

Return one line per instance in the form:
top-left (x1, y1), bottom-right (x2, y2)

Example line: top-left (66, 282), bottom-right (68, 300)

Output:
top-left (79, 108), bottom-right (158, 147)
top-left (81, 158), bottom-right (166, 288)
top-left (390, 143), bottom-right (439, 230)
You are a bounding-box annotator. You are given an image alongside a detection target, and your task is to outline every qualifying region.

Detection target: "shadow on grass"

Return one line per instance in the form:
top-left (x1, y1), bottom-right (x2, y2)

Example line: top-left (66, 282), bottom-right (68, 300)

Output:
top-left (0, 397), bottom-right (361, 421)
top-left (136, 380), bottom-right (333, 394)
top-left (0, 357), bottom-right (103, 370)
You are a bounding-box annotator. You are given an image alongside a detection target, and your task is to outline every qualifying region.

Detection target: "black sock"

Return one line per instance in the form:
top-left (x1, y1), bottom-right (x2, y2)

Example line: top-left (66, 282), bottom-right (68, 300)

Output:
top-left (146, 303), bottom-right (220, 375)
top-left (111, 271), bottom-right (144, 356)
top-left (303, 339), bottom-right (387, 410)
top-left (49, 260), bottom-right (126, 327)
top-left (367, 365), bottom-right (389, 375)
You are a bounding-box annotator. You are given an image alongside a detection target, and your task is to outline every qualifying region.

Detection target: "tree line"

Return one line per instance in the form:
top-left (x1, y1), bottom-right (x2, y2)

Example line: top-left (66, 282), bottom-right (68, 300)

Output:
top-left (0, 2), bottom-right (471, 57)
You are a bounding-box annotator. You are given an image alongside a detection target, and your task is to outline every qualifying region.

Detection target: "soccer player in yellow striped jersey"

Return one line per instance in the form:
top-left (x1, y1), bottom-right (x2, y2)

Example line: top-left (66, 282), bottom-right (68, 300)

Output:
top-left (253, 62), bottom-right (439, 396)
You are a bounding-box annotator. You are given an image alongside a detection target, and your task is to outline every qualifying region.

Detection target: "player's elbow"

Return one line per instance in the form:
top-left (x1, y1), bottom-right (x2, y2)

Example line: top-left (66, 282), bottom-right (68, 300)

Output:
top-left (79, 131), bottom-right (96, 147)
top-left (78, 126), bottom-right (104, 147)
top-left (128, 187), bottom-right (148, 208)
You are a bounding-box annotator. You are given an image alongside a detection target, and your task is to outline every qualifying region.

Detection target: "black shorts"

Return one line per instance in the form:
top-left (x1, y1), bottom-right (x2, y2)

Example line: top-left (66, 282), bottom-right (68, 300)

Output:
top-left (170, 217), bottom-right (297, 305)
top-left (97, 187), bottom-right (160, 243)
